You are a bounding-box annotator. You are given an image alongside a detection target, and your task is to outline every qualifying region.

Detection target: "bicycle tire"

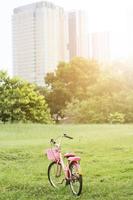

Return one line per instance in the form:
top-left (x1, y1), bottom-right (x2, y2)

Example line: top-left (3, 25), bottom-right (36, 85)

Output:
top-left (69, 162), bottom-right (83, 196)
top-left (48, 161), bottom-right (64, 188)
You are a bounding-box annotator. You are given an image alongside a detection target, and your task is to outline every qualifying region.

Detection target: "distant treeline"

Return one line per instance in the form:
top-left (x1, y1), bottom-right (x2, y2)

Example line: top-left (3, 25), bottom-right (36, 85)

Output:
top-left (1, 57), bottom-right (133, 124)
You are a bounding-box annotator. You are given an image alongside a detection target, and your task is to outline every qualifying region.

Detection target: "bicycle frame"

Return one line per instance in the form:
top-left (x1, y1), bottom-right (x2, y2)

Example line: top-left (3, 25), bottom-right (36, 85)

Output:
top-left (48, 134), bottom-right (81, 180)
top-left (46, 134), bottom-right (83, 196)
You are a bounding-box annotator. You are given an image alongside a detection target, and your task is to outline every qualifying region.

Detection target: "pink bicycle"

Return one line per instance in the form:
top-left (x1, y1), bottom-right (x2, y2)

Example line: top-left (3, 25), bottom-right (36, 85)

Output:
top-left (46, 134), bottom-right (82, 196)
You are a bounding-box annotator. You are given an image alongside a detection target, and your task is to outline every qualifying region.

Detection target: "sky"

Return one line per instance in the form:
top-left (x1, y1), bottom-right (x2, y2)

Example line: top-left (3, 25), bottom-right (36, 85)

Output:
top-left (1, 0), bottom-right (133, 74)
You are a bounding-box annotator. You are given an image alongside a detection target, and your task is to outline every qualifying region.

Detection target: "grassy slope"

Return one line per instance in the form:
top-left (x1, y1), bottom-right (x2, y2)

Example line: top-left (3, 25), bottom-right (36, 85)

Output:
top-left (0, 124), bottom-right (133, 200)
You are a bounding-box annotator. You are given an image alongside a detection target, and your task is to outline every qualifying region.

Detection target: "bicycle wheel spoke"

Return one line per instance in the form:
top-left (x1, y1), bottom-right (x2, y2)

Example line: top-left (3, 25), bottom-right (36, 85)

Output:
top-left (48, 162), bottom-right (65, 188)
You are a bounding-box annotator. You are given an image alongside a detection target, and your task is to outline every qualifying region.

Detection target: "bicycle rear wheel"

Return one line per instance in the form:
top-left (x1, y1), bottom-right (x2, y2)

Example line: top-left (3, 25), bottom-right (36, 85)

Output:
top-left (48, 162), bottom-right (65, 188)
top-left (69, 162), bottom-right (82, 196)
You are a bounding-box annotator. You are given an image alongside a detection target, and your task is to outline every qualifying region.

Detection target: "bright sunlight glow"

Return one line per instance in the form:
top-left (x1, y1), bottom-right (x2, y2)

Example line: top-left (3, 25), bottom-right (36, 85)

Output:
top-left (1, 0), bottom-right (133, 74)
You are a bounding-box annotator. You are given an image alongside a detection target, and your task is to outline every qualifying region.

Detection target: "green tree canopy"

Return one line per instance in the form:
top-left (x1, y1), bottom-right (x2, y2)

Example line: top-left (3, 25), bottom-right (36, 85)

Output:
top-left (63, 91), bottom-right (133, 124)
top-left (44, 57), bottom-right (100, 121)
top-left (0, 71), bottom-right (52, 123)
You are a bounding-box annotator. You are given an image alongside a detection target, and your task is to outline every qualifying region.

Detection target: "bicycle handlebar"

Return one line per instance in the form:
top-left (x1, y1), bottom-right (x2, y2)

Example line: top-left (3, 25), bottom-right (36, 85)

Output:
top-left (50, 134), bottom-right (73, 145)
top-left (64, 134), bottom-right (73, 140)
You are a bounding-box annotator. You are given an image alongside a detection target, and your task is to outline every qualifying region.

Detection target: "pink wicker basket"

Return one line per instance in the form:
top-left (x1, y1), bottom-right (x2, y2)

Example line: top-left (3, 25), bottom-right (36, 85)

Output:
top-left (46, 148), bottom-right (60, 161)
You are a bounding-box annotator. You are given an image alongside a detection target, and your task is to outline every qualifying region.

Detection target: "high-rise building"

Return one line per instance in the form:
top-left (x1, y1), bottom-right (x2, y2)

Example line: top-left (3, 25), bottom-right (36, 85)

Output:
top-left (12, 1), bottom-right (69, 85)
top-left (68, 11), bottom-right (88, 59)
top-left (89, 32), bottom-right (111, 63)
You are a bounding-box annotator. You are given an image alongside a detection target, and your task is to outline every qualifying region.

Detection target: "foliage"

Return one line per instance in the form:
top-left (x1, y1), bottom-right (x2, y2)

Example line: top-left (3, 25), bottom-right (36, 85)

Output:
top-left (108, 112), bottom-right (125, 124)
top-left (64, 91), bottom-right (133, 123)
top-left (86, 75), bottom-right (128, 98)
top-left (0, 71), bottom-right (52, 123)
top-left (2, 57), bottom-right (133, 124)
top-left (44, 57), bottom-right (100, 121)
top-left (64, 97), bottom-right (110, 123)
top-left (43, 57), bottom-right (133, 124)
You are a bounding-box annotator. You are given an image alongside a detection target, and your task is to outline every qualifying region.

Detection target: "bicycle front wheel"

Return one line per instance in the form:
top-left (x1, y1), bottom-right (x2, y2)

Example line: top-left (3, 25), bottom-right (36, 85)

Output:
top-left (48, 162), bottom-right (65, 188)
top-left (69, 162), bottom-right (83, 196)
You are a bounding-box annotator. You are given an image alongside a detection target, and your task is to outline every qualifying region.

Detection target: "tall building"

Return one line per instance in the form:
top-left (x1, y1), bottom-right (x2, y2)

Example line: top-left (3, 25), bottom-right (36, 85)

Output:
top-left (68, 11), bottom-right (88, 59)
top-left (12, 1), bottom-right (69, 85)
top-left (89, 32), bottom-right (111, 63)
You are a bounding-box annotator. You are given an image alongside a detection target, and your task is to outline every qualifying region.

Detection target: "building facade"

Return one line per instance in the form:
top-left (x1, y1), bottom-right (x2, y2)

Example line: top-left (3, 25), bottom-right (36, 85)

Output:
top-left (89, 31), bottom-right (111, 63)
top-left (68, 11), bottom-right (88, 59)
top-left (12, 1), bottom-right (69, 85)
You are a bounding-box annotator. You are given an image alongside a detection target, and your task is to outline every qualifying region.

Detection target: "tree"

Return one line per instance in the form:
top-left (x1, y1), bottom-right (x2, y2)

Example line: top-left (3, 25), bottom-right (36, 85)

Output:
top-left (0, 71), bottom-right (11, 123)
top-left (44, 57), bottom-right (100, 121)
top-left (63, 91), bottom-right (133, 124)
top-left (63, 97), bottom-right (113, 124)
top-left (0, 71), bottom-right (52, 123)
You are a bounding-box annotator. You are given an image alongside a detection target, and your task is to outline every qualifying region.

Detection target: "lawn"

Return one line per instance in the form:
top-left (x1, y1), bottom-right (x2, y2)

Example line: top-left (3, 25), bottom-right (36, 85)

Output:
top-left (0, 124), bottom-right (133, 200)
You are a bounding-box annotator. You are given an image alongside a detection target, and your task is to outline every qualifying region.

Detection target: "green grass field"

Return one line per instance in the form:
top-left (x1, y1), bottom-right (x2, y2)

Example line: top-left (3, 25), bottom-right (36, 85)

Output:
top-left (0, 124), bottom-right (133, 200)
